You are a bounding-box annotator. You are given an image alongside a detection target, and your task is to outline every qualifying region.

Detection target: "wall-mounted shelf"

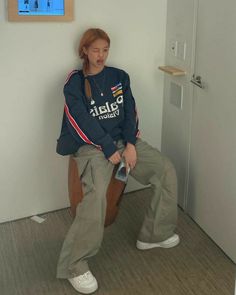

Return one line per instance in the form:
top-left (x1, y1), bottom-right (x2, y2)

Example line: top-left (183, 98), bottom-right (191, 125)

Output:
top-left (158, 66), bottom-right (186, 76)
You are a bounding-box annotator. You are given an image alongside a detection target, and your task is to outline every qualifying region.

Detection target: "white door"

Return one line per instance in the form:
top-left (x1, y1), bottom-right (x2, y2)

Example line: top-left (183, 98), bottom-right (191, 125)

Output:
top-left (161, 0), bottom-right (197, 208)
top-left (187, 0), bottom-right (236, 263)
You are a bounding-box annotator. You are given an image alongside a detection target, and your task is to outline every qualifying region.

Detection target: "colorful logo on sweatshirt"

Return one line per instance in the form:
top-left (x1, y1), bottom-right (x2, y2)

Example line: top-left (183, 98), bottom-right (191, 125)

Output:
top-left (89, 82), bottom-right (124, 120)
top-left (111, 83), bottom-right (123, 98)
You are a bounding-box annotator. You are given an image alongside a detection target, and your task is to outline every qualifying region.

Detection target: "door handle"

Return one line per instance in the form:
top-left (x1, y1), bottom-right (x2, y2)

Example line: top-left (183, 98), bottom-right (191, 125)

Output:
top-left (191, 75), bottom-right (204, 89)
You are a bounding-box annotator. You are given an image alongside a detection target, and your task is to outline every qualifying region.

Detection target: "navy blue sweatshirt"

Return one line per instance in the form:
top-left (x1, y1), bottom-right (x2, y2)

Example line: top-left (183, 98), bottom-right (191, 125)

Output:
top-left (56, 66), bottom-right (139, 159)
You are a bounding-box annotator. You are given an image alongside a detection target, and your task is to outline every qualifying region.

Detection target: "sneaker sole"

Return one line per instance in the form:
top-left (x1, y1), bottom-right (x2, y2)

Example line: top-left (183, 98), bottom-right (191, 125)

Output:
top-left (136, 234), bottom-right (180, 250)
top-left (68, 279), bottom-right (98, 294)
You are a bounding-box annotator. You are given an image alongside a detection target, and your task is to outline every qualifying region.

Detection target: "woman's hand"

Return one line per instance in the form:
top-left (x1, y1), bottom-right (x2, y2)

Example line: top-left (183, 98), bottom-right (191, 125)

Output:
top-left (108, 151), bottom-right (121, 165)
top-left (122, 143), bottom-right (137, 171)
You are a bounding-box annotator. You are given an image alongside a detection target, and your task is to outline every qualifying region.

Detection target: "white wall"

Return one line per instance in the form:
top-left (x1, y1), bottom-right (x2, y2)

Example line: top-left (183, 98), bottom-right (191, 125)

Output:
top-left (161, 0), bottom-right (196, 208)
top-left (0, 0), bottom-right (167, 222)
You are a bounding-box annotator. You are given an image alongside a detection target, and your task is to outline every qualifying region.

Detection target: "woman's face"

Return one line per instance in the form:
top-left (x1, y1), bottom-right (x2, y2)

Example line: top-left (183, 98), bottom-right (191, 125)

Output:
top-left (84, 38), bottom-right (109, 74)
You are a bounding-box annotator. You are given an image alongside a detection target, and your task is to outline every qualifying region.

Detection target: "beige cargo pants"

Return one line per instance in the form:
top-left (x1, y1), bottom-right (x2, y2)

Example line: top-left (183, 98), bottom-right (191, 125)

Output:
top-left (57, 138), bottom-right (177, 279)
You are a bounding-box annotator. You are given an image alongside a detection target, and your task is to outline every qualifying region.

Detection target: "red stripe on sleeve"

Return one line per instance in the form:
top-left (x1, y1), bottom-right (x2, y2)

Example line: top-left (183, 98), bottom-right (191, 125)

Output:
top-left (64, 70), bottom-right (78, 85)
top-left (64, 103), bottom-right (101, 149)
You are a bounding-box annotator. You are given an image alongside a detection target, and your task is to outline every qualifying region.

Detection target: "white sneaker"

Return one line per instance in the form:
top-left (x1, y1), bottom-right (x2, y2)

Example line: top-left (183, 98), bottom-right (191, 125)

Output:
top-left (136, 234), bottom-right (180, 250)
top-left (68, 271), bottom-right (98, 294)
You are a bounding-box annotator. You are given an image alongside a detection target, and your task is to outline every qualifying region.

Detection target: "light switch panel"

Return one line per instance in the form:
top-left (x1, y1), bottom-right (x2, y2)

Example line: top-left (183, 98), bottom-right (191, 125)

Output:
top-left (177, 41), bottom-right (187, 60)
top-left (170, 39), bottom-right (178, 57)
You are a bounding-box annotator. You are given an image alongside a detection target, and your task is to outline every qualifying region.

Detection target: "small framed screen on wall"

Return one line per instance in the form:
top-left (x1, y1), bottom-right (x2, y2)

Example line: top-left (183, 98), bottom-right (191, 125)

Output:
top-left (8, 0), bottom-right (73, 21)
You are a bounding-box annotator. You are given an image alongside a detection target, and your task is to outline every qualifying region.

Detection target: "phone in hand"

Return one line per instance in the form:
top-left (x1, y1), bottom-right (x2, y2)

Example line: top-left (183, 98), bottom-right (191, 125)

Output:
top-left (115, 159), bottom-right (130, 182)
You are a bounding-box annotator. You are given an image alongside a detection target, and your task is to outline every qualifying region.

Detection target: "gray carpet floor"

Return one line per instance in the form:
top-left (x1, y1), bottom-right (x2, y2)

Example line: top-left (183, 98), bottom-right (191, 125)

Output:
top-left (0, 188), bottom-right (235, 295)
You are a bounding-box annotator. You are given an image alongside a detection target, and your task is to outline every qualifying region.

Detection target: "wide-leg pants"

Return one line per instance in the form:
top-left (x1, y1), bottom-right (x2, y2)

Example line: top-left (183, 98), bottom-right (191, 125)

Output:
top-left (56, 138), bottom-right (178, 279)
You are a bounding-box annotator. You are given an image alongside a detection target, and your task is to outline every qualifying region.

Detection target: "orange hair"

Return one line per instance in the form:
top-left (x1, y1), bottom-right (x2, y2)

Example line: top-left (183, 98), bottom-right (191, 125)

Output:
top-left (78, 28), bottom-right (110, 99)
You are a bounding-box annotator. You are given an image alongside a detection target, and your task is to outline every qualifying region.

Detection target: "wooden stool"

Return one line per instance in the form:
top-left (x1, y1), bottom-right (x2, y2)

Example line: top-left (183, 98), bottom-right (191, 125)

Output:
top-left (68, 156), bottom-right (126, 227)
